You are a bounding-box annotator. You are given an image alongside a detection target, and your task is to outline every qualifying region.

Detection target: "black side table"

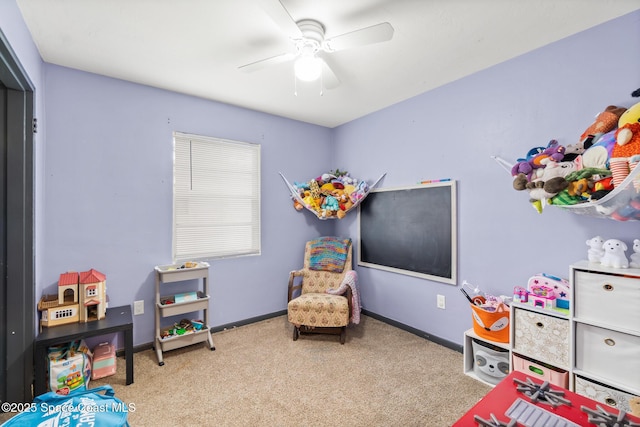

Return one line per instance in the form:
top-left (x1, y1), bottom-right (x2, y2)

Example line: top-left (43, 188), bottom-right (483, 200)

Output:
top-left (34, 305), bottom-right (134, 396)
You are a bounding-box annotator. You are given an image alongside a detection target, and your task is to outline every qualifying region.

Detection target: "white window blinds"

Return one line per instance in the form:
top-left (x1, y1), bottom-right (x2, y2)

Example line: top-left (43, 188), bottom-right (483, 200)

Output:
top-left (173, 132), bottom-right (261, 261)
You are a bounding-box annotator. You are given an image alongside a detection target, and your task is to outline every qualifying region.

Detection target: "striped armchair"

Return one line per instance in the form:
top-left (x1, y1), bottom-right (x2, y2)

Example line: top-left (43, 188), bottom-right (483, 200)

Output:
top-left (287, 237), bottom-right (353, 344)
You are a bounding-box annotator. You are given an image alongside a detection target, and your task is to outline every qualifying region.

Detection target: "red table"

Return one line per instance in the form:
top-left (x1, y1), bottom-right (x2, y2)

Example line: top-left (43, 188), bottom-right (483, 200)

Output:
top-left (453, 371), bottom-right (640, 426)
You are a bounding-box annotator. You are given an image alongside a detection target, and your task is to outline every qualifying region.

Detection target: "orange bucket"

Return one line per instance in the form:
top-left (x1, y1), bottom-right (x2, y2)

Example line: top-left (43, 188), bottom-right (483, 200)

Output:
top-left (470, 303), bottom-right (510, 343)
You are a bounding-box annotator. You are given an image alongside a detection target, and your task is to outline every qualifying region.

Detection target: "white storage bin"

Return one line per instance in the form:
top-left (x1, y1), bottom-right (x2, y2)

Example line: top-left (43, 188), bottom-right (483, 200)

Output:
top-left (573, 270), bottom-right (640, 334)
top-left (471, 338), bottom-right (509, 385)
top-left (575, 323), bottom-right (640, 390)
top-left (575, 375), bottom-right (639, 413)
top-left (512, 307), bottom-right (570, 369)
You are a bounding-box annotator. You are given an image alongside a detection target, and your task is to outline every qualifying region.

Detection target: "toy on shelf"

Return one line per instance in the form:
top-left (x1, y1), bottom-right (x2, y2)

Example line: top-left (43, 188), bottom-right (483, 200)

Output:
top-left (462, 280), bottom-right (511, 343)
top-left (280, 170), bottom-right (385, 220)
top-left (600, 238), bottom-right (629, 268)
top-left (528, 284), bottom-right (556, 309)
top-left (513, 286), bottom-right (528, 303)
top-left (586, 235), bottom-right (605, 263)
top-left (630, 239), bottom-right (640, 268)
top-left (495, 88), bottom-right (640, 221)
top-left (514, 274), bottom-right (570, 312)
top-left (37, 269), bottom-right (107, 328)
top-left (159, 318), bottom-right (205, 340)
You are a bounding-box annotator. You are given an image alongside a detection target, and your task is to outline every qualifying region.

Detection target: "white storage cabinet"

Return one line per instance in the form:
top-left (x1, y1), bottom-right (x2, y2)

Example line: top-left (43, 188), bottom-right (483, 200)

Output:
top-left (464, 302), bottom-right (570, 388)
top-left (154, 262), bottom-right (215, 366)
top-left (570, 261), bottom-right (640, 412)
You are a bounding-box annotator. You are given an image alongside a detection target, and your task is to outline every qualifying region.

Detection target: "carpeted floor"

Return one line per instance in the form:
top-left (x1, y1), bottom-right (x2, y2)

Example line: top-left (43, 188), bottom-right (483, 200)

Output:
top-left (1, 315), bottom-right (491, 426)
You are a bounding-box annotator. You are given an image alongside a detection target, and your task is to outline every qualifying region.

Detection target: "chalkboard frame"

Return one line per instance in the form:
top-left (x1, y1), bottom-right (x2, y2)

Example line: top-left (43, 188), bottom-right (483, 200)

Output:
top-left (357, 181), bottom-right (457, 285)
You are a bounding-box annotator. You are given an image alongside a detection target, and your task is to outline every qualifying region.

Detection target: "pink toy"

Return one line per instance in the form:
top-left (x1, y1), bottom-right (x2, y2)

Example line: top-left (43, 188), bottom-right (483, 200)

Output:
top-left (528, 284), bottom-right (556, 309)
top-left (528, 274), bottom-right (570, 310)
top-left (513, 286), bottom-right (528, 303)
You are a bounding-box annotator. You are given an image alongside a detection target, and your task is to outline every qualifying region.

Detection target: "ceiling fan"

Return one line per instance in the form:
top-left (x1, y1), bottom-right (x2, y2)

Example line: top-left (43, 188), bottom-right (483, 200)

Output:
top-left (239, 0), bottom-right (394, 89)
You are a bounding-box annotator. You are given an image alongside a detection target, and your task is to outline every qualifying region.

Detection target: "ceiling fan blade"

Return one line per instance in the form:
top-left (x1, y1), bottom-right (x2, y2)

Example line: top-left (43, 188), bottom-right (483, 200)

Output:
top-left (239, 52), bottom-right (296, 73)
top-left (258, 0), bottom-right (302, 39)
top-left (324, 22), bottom-right (394, 52)
top-left (319, 56), bottom-right (340, 89)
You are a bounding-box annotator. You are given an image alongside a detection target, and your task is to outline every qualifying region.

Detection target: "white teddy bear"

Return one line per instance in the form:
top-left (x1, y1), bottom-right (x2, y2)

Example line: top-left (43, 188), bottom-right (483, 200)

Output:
top-left (586, 236), bottom-right (605, 263)
top-left (630, 239), bottom-right (640, 268)
top-left (600, 239), bottom-right (629, 268)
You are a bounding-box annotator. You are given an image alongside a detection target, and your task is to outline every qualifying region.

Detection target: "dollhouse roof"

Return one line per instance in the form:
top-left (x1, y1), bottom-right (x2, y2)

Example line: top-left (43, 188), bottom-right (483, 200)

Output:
top-left (79, 268), bottom-right (106, 284)
top-left (59, 272), bottom-right (79, 286)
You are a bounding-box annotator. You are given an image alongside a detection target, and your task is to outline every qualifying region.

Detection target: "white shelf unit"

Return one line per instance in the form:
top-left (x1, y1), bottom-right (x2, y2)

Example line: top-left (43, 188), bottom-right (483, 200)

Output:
top-left (464, 262), bottom-right (640, 413)
top-left (463, 328), bottom-right (510, 387)
top-left (154, 262), bottom-right (215, 366)
top-left (464, 302), bottom-right (570, 388)
top-left (569, 261), bottom-right (640, 412)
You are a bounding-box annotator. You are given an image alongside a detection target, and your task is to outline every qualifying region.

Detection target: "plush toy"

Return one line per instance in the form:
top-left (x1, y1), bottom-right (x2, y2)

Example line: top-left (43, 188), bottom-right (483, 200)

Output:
top-left (581, 129), bottom-right (616, 169)
top-left (617, 89), bottom-right (640, 127)
top-left (513, 156), bottom-right (583, 211)
top-left (600, 239), bottom-right (629, 268)
top-left (630, 239), bottom-right (640, 268)
top-left (321, 195), bottom-right (339, 212)
top-left (531, 140), bottom-right (565, 167)
top-left (510, 140), bottom-right (565, 181)
top-left (511, 146), bottom-right (545, 180)
top-left (579, 105), bottom-right (627, 148)
top-left (565, 108), bottom-right (623, 162)
top-left (331, 189), bottom-right (354, 219)
top-left (609, 122), bottom-right (640, 188)
top-left (566, 178), bottom-right (590, 197)
top-left (610, 199), bottom-right (640, 221)
top-left (558, 167), bottom-right (611, 200)
top-left (349, 180), bottom-right (369, 204)
top-left (586, 236), bottom-right (605, 263)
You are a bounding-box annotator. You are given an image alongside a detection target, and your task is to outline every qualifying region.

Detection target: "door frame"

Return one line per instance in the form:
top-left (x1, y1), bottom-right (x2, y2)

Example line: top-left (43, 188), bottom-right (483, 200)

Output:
top-left (0, 27), bottom-right (36, 403)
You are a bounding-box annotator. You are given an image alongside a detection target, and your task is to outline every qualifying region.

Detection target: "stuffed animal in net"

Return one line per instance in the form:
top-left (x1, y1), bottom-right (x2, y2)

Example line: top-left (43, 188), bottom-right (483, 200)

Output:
top-left (549, 167), bottom-right (611, 206)
top-left (511, 140), bottom-right (564, 181)
top-left (566, 105), bottom-right (628, 160)
top-left (513, 155), bottom-right (583, 211)
top-left (609, 122), bottom-right (640, 188)
top-left (609, 89), bottom-right (640, 188)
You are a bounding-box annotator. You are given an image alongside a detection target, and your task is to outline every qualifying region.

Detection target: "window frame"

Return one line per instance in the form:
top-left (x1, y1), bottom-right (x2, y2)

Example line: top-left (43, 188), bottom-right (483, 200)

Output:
top-left (172, 131), bottom-right (261, 262)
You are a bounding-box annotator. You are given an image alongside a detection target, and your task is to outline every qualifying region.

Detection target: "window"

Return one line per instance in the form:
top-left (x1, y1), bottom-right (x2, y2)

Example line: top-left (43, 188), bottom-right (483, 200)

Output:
top-left (173, 132), bottom-right (261, 261)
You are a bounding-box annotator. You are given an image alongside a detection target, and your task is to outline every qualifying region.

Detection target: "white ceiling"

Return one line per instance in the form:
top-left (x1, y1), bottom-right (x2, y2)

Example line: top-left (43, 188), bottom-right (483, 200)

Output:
top-left (16, 0), bottom-right (640, 128)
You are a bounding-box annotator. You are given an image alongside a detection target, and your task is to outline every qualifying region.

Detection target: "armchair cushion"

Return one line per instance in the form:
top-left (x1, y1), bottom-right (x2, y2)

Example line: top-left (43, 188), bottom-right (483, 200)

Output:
top-left (287, 293), bottom-right (349, 328)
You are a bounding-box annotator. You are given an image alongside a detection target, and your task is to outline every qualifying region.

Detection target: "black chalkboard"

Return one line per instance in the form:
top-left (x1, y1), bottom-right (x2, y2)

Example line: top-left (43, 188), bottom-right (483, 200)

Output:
top-left (358, 182), bottom-right (457, 284)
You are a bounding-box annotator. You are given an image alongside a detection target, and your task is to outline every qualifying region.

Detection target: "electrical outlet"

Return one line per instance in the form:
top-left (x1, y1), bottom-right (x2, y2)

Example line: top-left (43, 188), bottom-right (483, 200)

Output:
top-left (437, 294), bottom-right (446, 309)
top-left (134, 300), bottom-right (144, 315)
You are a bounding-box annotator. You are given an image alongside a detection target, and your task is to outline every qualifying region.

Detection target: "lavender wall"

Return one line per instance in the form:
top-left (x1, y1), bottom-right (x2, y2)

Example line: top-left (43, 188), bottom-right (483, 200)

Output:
top-left (334, 10), bottom-right (640, 345)
top-left (3, 2), bottom-right (639, 350)
top-left (42, 65), bottom-right (333, 346)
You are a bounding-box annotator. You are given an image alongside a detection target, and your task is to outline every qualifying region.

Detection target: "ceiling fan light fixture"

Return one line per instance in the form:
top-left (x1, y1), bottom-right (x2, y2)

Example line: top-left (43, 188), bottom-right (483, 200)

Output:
top-left (294, 54), bottom-right (322, 82)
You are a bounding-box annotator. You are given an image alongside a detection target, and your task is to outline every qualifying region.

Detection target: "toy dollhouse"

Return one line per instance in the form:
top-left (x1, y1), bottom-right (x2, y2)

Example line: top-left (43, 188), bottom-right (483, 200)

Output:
top-left (38, 268), bottom-right (107, 328)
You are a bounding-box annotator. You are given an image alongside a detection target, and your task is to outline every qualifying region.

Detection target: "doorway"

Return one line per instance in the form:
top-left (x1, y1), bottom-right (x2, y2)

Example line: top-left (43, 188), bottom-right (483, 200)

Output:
top-left (0, 29), bottom-right (35, 403)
